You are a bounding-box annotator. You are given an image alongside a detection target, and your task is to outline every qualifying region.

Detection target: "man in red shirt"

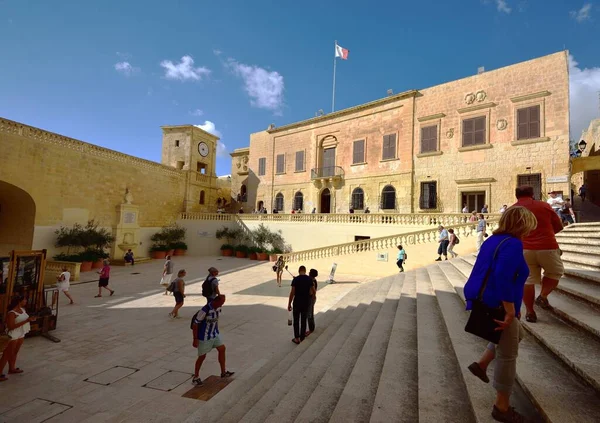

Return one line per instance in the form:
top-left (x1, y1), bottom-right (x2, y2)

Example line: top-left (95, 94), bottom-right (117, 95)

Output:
top-left (514, 186), bottom-right (564, 322)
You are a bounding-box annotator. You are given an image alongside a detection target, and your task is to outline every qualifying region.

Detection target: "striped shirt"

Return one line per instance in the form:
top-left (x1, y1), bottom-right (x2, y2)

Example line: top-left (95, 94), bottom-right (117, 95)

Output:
top-left (193, 304), bottom-right (221, 341)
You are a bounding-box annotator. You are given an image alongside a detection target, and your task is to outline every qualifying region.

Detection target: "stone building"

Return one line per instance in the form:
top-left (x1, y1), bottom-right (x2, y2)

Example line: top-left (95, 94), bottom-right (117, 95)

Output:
top-left (0, 119), bottom-right (224, 257)
top-left (231, 51), bottom-right (570, 214)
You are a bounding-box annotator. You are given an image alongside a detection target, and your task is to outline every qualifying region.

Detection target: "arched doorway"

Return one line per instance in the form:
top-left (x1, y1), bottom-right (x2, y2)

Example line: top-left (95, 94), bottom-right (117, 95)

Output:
top-left (240, 184), bottom-right (247, 202)
top-left (320, 188), bottom-right (331, 213)
top-left (0, 181), bottom-right (36, 256)
top-left (257, 200), bottom-right (264, 211)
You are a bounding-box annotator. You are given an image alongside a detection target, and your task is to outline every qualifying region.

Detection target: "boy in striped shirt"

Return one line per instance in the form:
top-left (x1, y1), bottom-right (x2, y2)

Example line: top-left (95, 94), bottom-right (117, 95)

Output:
top-left (191, 295), bottom-right (234, 385)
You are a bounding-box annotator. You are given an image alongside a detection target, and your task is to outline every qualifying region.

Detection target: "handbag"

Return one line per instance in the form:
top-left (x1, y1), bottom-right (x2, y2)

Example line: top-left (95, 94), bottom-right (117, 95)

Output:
top-left (464, 237), bottom-right (510, 344)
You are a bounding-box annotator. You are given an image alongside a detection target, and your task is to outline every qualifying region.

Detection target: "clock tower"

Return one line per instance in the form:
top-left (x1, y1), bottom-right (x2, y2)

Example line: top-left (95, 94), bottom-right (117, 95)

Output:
top-left (160, 124), bottom-right (220, 211)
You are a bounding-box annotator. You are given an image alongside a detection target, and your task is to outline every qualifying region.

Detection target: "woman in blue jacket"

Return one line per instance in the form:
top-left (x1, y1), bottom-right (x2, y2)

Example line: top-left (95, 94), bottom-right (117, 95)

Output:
top-left (464, 206), bottom-right (537, 423)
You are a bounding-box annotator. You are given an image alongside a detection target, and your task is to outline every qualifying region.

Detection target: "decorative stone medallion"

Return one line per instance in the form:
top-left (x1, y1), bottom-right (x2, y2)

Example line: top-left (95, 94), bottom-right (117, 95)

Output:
top-left (465, 93), bottom-right (476, 105)
top-left (496, 119), bottom-right (508, 131)
top-left (446, 128), bottom-right (455, 138)
top-left (476, 90), bottom-right (487, 102)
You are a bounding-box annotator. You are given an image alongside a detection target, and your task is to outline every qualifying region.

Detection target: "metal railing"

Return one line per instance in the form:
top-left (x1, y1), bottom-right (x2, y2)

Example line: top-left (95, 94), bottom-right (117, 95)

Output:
top-left (311, 166), bottom-right (345, 179)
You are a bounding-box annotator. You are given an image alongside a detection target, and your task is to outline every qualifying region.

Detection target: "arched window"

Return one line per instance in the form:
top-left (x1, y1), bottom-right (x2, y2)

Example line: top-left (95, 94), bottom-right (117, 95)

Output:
top-left (275, 193), bottom-right (284, 211)
top-left (240, 184), bottom-right (247, 202)
top-left (294, 192), bottom-right (304, 211)
top-left (381, 185), bottom-right (396, 210)
top-left (199, 190), bottom-right (205, 205)
top-left (351, 187), bottom-right (364, 210)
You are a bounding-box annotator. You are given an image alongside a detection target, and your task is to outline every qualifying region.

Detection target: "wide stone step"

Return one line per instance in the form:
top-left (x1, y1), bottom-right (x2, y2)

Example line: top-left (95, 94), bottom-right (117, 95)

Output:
top-left (561, 226), bottom-right (600, 232)
top-left (565, 268), bottom-right (600, 283)
top-left (557, 237), bottom-right (600, 246)
top-left (292, 278), bottom-right (394, 423)
top-left (416, 267), bottom-right (476, 423)
top-left (560, 252), bottom-right (600, 268)
top-left (559, 245), bottom-right (600, 256)
top-left (430, 263), bottom-right (539, 422)
top-left (568, 222), bottom-right (600, 228)
top-left (555, 231), bottom-right (600, 239)
top-left (370, 271), bottom-right (419, 423)
top-left (557, 276), bottom-right (600, 307)
top-left (184, 280), bottom-right (378, 423)
top-left (329, 275), bottom-right (404, 423)
top-left (229, 279), bottom-right (390, 423)
top-left (444, 260), bottom-right (600, 422)
top-left (257, 277), bottom-right (395, 423)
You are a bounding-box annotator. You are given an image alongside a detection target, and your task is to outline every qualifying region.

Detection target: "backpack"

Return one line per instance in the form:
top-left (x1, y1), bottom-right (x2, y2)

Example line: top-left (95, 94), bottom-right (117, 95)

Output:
top-left (454, 236), bottom-right (460, 245)
top-left (190, 305), bottom-right (208, 330)
top-left (166, 279), bottom-right (177, 293)
top-left (202, 275), bottom-right (215, 298)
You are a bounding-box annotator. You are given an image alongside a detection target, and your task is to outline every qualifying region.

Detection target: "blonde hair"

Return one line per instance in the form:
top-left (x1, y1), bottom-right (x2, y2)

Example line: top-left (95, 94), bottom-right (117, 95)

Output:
top-left (493, 206), bottom-right (537, 239)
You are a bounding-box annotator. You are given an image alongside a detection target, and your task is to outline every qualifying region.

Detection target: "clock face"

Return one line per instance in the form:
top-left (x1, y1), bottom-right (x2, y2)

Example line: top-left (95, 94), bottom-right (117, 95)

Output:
top-left (198, 142), bottom-right (209, 157)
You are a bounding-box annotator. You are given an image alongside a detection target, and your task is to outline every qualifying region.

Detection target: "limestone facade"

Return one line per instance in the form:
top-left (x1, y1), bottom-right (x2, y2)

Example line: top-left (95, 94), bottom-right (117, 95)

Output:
top-left (232, 51), bottom-right (571, 214)
top-left (0, 118), bottom-right (223, 257)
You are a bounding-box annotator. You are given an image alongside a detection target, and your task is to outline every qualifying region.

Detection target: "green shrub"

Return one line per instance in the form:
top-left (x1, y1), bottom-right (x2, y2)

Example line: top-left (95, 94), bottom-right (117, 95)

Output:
top-left (220, 244), bottom-right (234, 251)
top-left (170, 241), bottom-right (188, 250)
top-left (234, 245), bottom-right (249, 253)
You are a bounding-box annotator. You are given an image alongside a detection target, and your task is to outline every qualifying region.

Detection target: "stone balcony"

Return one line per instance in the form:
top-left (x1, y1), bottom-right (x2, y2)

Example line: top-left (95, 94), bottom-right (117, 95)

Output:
top-left (310, 166), bottom-right (344, 187)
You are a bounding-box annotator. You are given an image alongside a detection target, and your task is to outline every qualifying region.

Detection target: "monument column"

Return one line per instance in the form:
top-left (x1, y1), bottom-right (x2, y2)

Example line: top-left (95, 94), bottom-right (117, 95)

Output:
top-left (111, 188), bottom-right (142, 260)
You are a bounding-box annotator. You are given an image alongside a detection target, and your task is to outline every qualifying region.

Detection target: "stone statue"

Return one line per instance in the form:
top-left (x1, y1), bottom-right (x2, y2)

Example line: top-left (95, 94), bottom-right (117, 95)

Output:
top-left (124, 188), bottom-right (134, 204)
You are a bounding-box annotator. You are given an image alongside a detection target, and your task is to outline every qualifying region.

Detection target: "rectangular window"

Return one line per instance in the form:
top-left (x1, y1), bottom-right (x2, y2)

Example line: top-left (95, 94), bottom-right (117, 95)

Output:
top-left (295, 151), bottom-right (305, 172)
top-left (517, 173), bottom-right (542, 200)
top-left (420, 182), bottom-right (437, 209)
top-left (462, 116), bottom-right (486, 147)
top-left (420, 125), bottom-right (438, 153)
top-left (258, 158), bottom-right (266, 176)
top-left (382, 134), bottom-right (397, 160)
top-left (276, 154), bottom-right (285, 174)
top-left (353, 140), bottom-right (365, 164)
top-left (517, 105), bottom-right (541, 140)
top-left (175, 140), bottom-right (180, 147)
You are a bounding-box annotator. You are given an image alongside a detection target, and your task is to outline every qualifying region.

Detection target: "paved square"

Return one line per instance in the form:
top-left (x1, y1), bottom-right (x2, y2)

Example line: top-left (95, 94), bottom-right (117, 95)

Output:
top-left (0, 256), bottom-right (369, 422)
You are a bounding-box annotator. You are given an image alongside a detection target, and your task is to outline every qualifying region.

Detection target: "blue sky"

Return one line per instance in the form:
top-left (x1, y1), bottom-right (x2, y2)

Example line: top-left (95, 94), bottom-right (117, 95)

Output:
top-left (1, 0), bottom-right (599, 176)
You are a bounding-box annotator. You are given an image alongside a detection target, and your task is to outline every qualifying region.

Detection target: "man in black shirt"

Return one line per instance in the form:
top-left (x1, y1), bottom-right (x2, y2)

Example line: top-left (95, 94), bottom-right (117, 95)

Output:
top-left (288, 266), bottom-right (314, 344)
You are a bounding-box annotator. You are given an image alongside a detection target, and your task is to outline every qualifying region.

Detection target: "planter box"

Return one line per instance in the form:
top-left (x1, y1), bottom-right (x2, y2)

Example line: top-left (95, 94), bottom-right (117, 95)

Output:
top-left (151, 251), bottom-right (167, 259)
top-left (257, 252), bottom-right (269, 261)
top-left (222, 249), bottom-right (234, 257)
top-left (249, 253), bottom-right (258, 260)
top-left (80, 261), bottom-right (93, 272)
top-left (235, 251), bottom-right (247, 258)
top-left (92, 260), bottom-right (104, 269)
top-left (173, 249), bottom-right (187, 256)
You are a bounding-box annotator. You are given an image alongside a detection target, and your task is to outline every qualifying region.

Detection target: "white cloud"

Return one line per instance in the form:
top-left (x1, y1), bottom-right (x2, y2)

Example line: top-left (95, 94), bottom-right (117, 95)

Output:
top-left (213, 49), bottom-right (222, 56)
top-left (160, 55), bottom-right (211, 81)
top-left (570, 3), bottom-right (592, 22)
top-left (496, 0), bottom-right (512, 13)
top-left (114, 61), bottom-right (139, 76)
top-left (227, 58), bottom-right (285, 113)
top-left (569, 54), bottom-right (600, 139)
top-left (195, 121), bottom-right (227, 157)
top-left (190, 109), bottom-right (204, 116)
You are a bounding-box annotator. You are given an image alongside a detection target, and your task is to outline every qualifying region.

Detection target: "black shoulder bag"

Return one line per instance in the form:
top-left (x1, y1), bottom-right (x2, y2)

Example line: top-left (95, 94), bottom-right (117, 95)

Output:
top-left (464, 237), bottom-right (510, 344)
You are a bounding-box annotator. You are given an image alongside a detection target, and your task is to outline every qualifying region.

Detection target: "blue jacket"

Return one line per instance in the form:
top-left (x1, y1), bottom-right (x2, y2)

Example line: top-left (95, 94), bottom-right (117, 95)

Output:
top-left (464, 234), bottom-right (529, 313)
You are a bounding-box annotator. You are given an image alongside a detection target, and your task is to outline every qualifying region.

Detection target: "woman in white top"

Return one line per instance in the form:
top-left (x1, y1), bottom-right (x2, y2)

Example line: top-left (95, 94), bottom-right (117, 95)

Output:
top-left (0, 295), bottom-right (36, 382)
top-left (57, 266), bottom-right (75, 304)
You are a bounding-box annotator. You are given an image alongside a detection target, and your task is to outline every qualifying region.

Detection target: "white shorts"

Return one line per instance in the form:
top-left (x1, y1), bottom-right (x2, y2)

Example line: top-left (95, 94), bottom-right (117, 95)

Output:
top-left (57, 282), bottom-right (70, 292)
top-left (161, 273), bottom-right (173, 286)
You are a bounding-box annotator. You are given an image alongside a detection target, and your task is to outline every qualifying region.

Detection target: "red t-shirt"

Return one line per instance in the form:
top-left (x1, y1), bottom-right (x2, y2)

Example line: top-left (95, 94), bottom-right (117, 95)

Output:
top-left (514, 197), bottom-right (563, 250)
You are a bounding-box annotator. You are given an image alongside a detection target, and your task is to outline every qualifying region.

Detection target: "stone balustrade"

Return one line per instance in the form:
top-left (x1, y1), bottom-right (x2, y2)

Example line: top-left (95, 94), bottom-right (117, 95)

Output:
top-left (180, 212), bottom-right (501, 226)
top-left (282, 220), bottom-right (499, 263)
top-left (44, 261), bottom-right (81, 284)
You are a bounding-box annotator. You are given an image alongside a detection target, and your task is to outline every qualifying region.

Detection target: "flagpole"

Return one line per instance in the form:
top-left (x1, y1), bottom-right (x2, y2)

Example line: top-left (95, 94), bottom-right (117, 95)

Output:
top-left (332, 40), bottom-right (337, 113)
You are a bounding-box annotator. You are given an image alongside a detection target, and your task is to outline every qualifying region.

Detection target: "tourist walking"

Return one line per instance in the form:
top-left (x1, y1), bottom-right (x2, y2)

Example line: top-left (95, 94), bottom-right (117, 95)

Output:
top-left (201, 267), bottom-right (221, 303)
top-left (56, 266), bottom-right (75, 304)
top-left (0, 295), bottom-right (37, 382)
top-left (95, 260), bottom-right (114, 298)
top-left (274, 256), bottom-right (285, 287)
top-left (169, 269), bottom-right (187, 318)
top-left (287, 266), bottom-right (314, 344)
top-left (579, 184), bottom-right (587, 202)
top-left (396, 245), bottom-right (407, 272)
top-left (464, 206), bottom-right (536, 423)
top-left (124, 249), bottom-right (135, 265)
top-left (560, 198), bottom-right (576, 225)
top-left (161, 255), bottom-right (174, 295)
top-left (306, 268), bottom-right (319, 336)
top-left (469, 211), bottom-right (478, 223)
top-left (435, 226), bottom-right (450, 261)
top-left (515, 186), bottom-right (564, 323)
top-left (191, 295), bottom-right (234, 386)
top-left (546, 191), bottom-right (564, 215)
top-left (448, 229), bottom-right (459, 259)
top-left (476, 214), bottom-right (487, 254)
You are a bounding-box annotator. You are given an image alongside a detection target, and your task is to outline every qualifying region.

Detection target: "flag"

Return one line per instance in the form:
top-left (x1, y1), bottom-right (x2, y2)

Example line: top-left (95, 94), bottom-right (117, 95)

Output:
top-left (335, 43), bottom-right (349, 60)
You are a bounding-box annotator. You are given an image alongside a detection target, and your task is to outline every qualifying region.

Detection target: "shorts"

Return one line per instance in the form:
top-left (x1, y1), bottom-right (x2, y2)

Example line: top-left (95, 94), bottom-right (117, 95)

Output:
top-left (161, 273), bottom-right (173, 286)
top-left (99, 278), bottom-right (109, 287)
top-left (523, 249), bottom-right (564, 285)
top-left (57, 282), bottom-right (70, 292)
top-left (197, 335), bottom-right (224, 356)
top-left (174, 292), bottom-right (184, 304)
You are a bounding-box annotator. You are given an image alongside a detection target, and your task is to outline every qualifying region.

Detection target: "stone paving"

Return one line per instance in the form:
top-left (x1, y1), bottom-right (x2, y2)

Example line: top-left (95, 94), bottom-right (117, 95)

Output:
top-left (0, 256), bottom-right (370, 422)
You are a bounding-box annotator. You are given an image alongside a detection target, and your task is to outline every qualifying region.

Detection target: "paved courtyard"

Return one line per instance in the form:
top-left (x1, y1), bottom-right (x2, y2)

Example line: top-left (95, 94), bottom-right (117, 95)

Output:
top-left (0, 256), bottom-right (370, 422)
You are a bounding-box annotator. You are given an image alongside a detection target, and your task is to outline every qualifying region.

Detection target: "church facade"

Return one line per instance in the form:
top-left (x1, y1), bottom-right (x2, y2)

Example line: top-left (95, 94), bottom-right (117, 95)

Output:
top-left (231, 51), bottom-right (570, 215)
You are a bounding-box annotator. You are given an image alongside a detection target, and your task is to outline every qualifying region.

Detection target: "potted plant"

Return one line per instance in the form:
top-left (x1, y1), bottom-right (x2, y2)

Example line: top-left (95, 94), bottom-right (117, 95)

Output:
top-left (247, 246), bottom-right (260, 260)
top-left (234, 245), bottom-right (248, 258)
top-left (257, 247), bottom-right (270, 261)
top-left (172, 241), bottom-right (188, 256)
top-left (151, 224), bottom-right (187, 258)
top-left (77, 249), bottom-right (98, 272)
top-left (91, 249), bottom-right (109, 269)
top-left (269, 247), bottom-right (283, 262)
top-left (220, 244), bottom-right (234, 256)
top-left (54, 220), bottom-right (114, 271)
top-left (150, 244), bottom-right (169, 259)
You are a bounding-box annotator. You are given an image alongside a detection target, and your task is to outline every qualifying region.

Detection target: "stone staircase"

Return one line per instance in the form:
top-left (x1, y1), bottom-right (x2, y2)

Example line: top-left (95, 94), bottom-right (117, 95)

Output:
top-left (556, 222), bottom-right (600, 271)
top-left (184, 255), bottom-right (600, 423)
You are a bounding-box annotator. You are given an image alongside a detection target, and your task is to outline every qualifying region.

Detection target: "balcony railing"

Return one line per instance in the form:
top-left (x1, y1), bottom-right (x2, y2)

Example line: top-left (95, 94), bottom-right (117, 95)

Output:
top-left (311, 166), bottom-right (344, 180)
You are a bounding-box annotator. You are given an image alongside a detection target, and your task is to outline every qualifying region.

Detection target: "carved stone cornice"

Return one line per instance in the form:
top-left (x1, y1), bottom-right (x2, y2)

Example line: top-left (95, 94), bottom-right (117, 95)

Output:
top-left (417, 113), bottom-right (446, 122)
top-left (455, 177), bottom-right (496, 184)
top-left (510, 91), bottom-right (551, 103)
top-left (457, 102), bottom-right (497, 114)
